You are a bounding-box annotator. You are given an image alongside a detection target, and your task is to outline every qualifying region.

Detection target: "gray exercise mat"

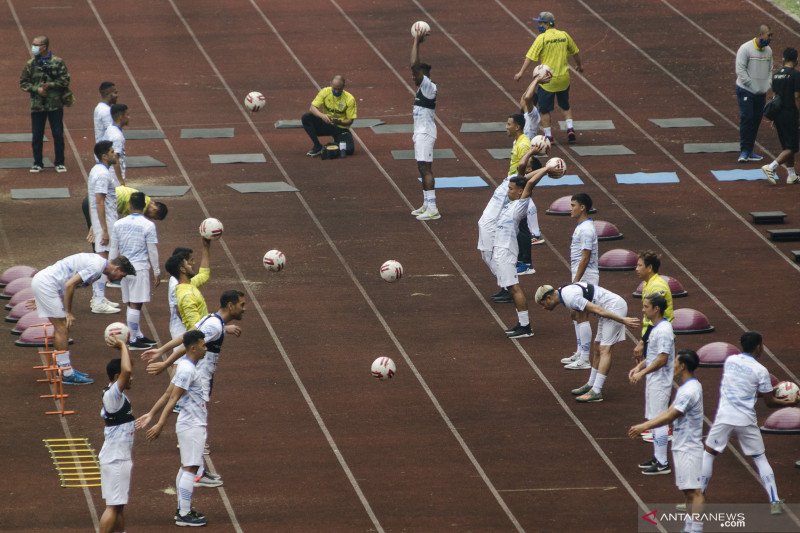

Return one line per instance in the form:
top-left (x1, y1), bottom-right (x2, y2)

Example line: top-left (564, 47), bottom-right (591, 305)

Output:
top-left (135, 185), bottom-right (190, 197)
top-left (372, 124), bottom-right (414, 134)
top-left (683, 143), bottom-right (739, 153)
top-left (352, 118), bottom-right (385, 128)
top-left (0, 134), bottom-right (47, 142)
top-left (209, 153), bottom-right (266, 164)
top-left (391, 149), bottom-right (456, 160)
top-left (0, 157), bottom-right (52, 169)
top-left (571, 145), bottom-right (634, 156)
top-left (11, 188), bottom-right (70, 199)
top-left (275, 120), bottom-right (302, 129)
top-left (124, 129), bottom-right (166, 140)
top-left (460, 122), bottom-right (506, 133)
top-left (650, 117), bottom-right (713, 128)
top-left (558, 120), bottom-right (615, 130)
top-left (181, 128), bottom-right (234, 139)
top-left (228, 182), bottom-right (298, 193)
top-left (487, 148), bottom-right (510, 159)
top-left (126, 155), bottom-right (167, 167)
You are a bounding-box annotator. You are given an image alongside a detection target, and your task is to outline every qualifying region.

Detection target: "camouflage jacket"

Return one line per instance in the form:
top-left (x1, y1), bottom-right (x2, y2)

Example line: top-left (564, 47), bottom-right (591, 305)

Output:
top-left (19, 53), bottom-right (71, 112)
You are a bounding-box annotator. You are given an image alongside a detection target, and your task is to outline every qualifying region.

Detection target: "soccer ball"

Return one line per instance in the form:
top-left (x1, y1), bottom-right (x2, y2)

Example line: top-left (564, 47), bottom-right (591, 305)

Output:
top-left (244, 91), bottom-right (265, 112)
top-left (530, 134), bottom-right (551, 155)
top-left (263, 249), bottom-right (286, 272)
top-left (371, 357), bottom-right (396, 380)
top-left (774, 381), bottom-right (800, 402)
top-left (380, 260), bottom-right (403, 282)
top-left (199, 218), bottom-right (224, 240)
top-left (533, 64), bottom-right (553, 82)
top-left (545, 157), bottom-right (567, 179)
top-left (411, 21), bottom-right (431, 37)
top-left (104, 322), bottom-right (129, 344)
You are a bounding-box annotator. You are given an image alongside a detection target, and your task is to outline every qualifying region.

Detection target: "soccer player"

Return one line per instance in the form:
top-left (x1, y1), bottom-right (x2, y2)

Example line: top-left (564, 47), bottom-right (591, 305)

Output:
top-left (629, 349), bottom-right (705, 533)
top-left (535, 282), bottom-right (639, 402)
top-left (504, 114), bottom-right (538, 277)
top-left (103, 103), bottom-right (128, 185)
top-left (30, 253), bottom-right (135, 384)
top-left (409, 30), bottom-right (440, 221)
top-left (93, 81), bottom-right (117, 145)
top-left (633, 251), bottom-right (673, 363)
top-left (88, 141), bottom-right (122, 314)
top-left (98, 336), bottom-right (135, 533)
top-left (628, 294), bottom-right (675, 475)
top-left (561, 193), bottom-right (599, 370)
top-left (109, 192), bottom-right (160, 350)
top-left (136, 330), bottom-right (210, 527)
top-left (701, 331), bottom-right (798, 515)
top-left (166, 239), bottom-right (213, 333)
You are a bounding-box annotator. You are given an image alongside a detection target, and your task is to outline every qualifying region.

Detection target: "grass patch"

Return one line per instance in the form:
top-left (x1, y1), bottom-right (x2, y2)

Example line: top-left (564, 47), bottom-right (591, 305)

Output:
top-left (770, 0), bottom-right (800, 17)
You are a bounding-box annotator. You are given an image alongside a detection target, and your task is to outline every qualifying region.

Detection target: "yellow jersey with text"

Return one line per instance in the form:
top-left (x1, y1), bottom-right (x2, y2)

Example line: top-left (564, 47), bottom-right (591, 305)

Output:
top-left (525, 28), bottom-right (580, 93)
top-left (642, 273), bottom-right (674, 334)
top-left (508, 134), bottom-right (532, 177)
top-left (311, 87), bottom-right (357, 126)
top-left (115, 186), bottom-right (152, 217)
top-left (176, 267), bottom-right (210, 330)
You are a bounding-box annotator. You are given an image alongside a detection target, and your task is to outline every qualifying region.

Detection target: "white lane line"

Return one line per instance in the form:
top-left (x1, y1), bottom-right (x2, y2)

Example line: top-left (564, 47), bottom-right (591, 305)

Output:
top-left (499, 486), bottom-right (618, 492)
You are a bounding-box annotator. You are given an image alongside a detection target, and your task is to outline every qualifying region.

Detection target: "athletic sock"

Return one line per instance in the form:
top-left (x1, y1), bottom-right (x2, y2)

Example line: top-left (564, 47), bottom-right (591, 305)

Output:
top-left (768, 160), bottom-right (779, 171)
top-left (127, 308), bottom-right (141, 341)
top-left (517, 310), bottom-right (529, 327)
top-left (682, 517), bottom-right (693, 533)
top-left (573, 321), bottom-right (581, 354)
top-left (566, 119), bottom-right (574, 130)
top-left (526, 202), bottom-right (540, 236)
top-left (752, 453), bottom-right (779, 502)
top-left (691, 519), bottom-right (704, 532)
top-left (92, 275), bottom-right (107, 301)
top-left (788, 166), bottom-right (797, 177)
top-left (178, 470), bottom-right (194, 516)
top-left (588, 367), bottom-right (598, 386)
top-left (591, 372), bottom-right (606, 394)
top-left (577, 321), bottom-right (592, 363)
top-left (426, 190), bottom-right (437, 211)
top-left (701, 451), bottom-right (715, 493)
top-left (56, 350), bottom-right (74, 377)
top-left (653, 425), bottom-right (669, 464)
top-left (544, 127), bottom-right (552, 138)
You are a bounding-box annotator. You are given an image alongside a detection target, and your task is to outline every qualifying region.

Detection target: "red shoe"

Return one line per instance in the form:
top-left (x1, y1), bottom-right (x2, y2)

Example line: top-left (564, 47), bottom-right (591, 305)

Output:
top-left (567, 128), bottom-right (577, 144)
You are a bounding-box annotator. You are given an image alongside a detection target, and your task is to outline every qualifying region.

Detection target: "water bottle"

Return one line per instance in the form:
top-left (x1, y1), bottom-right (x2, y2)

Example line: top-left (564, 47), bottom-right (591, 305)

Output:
top-left (339, 140), bottom-right (347, 158)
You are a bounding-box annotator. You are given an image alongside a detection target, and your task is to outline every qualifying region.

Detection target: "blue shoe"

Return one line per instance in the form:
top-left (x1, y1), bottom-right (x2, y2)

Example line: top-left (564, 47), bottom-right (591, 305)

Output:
top-left (747, 152), bottom-right (764, 162)
top-left (738, 151), bottom-right (748, 163)
top-left (63, 372), bottom-right (94, 385)
top-left (515, 262), bottom-right (535, 275)
top-left (72, 369), bottom-right (90, 379)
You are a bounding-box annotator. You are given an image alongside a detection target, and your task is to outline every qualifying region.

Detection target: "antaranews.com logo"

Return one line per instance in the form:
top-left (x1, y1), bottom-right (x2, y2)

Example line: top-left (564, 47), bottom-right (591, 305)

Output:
top-left (638, 503), bottom-right (800, 532)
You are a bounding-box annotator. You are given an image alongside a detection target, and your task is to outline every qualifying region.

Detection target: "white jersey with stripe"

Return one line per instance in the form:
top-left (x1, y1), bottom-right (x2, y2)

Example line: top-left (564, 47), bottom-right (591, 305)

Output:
top-left (672, 378), bottom-right (704, 452)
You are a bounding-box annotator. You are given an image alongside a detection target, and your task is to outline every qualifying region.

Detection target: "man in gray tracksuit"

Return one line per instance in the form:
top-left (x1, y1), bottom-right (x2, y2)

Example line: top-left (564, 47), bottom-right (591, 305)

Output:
top-left (735, 25), bottom-right (773, 163)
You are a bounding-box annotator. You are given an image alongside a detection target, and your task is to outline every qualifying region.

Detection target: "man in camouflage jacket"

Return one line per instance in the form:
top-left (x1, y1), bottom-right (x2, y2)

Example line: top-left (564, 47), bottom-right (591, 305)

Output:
top-left (19, 35), bottom-right (70, 173)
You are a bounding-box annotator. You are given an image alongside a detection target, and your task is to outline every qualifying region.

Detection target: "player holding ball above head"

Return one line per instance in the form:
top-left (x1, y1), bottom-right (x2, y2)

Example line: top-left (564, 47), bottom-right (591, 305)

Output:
top-left (301, 75), bottom-right (357, 157)
top-left (514, 11), bottom-right (583, 144)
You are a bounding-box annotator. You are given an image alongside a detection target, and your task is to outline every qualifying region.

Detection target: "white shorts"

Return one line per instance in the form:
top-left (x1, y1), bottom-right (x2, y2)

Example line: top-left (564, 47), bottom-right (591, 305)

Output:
top-left (177, 426), bottom-right (207, 467)
top-left (101, 459), bottom-right (132, 505)
top-left (595, 299), bottom-right (627, 346)
top-left (672, 448), bottom-right (703, 490)
top-left (477, 223), bottom-right (496, 253)
top-left (413, 133), bottom-right (435, 163)
top-left (492, 247), bottom-right (518, 288)
top-left (645, 381), bottom-right (671, 420)
top-left (480, 250), bottom-right (495, 274)
top-left (121, 269), bottom-right (150, 304)
top-left (571, 267), bottom-right (599, 286)
top-left (705, 422), bottom-right (765, 456)
top-left (90, 212), bottom-right (115, 254)
top-left (31, 275), bottom-right (65, 319)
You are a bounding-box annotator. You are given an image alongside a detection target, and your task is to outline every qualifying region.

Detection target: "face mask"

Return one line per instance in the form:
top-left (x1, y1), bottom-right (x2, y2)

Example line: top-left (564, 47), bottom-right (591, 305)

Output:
top-left (332, 89), bottom-right (343, 97)
top-left (538, 25), bottom-right (547, 33)
top-left (758, 38), bottom-right (771, 49)
top-left (31, 45), bottom-right (40, 55)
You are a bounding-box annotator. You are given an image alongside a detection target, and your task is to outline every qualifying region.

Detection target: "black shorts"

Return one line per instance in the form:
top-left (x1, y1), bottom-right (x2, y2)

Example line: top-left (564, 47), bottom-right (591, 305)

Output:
top-left (775, 116), bottom-right (799, 152)
top-left (536, 86), bottom-right (570, 114)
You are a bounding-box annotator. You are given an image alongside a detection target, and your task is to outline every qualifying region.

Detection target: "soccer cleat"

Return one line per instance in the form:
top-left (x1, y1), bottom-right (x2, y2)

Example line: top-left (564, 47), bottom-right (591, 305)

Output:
top-left (770, 500), bottom-right (784, 515)
top-left (561, 351), bottom-right (580, 364)
top-left (531, 236), bottom-right (546, 245)
top-left (567, 128), bottom-right (576, 144)
top-left (411, 205), bottom-right (427, 216)
top-left (91, 300), bottom-right (120, 314)
top-left (416, 209), bottom-right (441, 221)
top-left (576, 390), bottom-right (603, 403)
top-left (492, 292), bottom-right (514, 303)
top-left (638, 457), bottom-right (657, 470)
top-left (491, 288), bottom-right (510, 299)
top-left (127, 339), bottom-right (152, 351)
top-left (564, 359), bottom-right (591, 370)
top-left (137, 335), bottom-right (157, 346)
top-left (516, 262), bottom-right (534, 275)
top-left (172, 404), bottom-right (182, 414)
top-left (675, 503), bottom-right (687, 512)
top-left (762, 165), bottom-right (777, 185)
top-left (101, 297), bottom-right (120, 308)
top-left (55, 164), bottom-right (67, 173)
top-left (747, 152), bottom-right (764, 162)
top-left (505, 323), bottom-right (533, 338)
top-left (194, 471), bottom-right (223, 488)
top-left (105, 280), bottom-right (121, 289)
top-left (788, 174), bottom-right (799, 184)
top-left (571, 383), bottom-right (592, 396)
top-left (737, 151), bottom-right (749, 163)
top-left (175, 509), bottom-right (207, 527)
top-left (29, 164), bottom-right (44, 173)
top-left (641, 461), bottom-right (671, 475)
top-left (63, 372), bottom-right (94, 385)
top-left (306, 146), bottom-right (323, 157)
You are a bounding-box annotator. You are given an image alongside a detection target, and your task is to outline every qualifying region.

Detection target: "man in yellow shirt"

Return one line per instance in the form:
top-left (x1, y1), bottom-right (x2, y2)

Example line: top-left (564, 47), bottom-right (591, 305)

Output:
top-left (514, 12), bottom-right (583, 144)
top-left (301, 75), bottom-right (357, 157)
top-left (165, 241), bottom-right (212, 332)
top-left (634, 250), bottom-right (673, 363)
top-left (506, 114), bottom-right (540, 277)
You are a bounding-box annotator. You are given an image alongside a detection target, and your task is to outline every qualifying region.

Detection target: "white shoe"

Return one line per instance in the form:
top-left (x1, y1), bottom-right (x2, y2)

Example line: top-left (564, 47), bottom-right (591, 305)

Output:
top-left (411, 205), bottom-right (427, 216)
top-left (106, 280), bottom-right (121, 289)
top-left (416, 209), bottom-right (441, 221)
top-left (101, 297), bottom-right (120, 308)
top-left (564, 359), bottom-right (591, 370)
top-left (91, 300), bottom-right (121, 314)
top-left (560, 351), bottom-right (580, 364)
top-left (788, 174), bottom-right (799, 184)
top-left (762, 165), bottom-right (777, 185)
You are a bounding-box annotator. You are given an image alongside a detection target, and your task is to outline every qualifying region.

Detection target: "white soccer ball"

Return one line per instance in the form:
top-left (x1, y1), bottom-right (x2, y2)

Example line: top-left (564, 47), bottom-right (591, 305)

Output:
top-left (411, 20), bottom-right (431, 37)
top-left (380, 260), bottom-right (403, 282)
top-left (545, 157), bottom-right (567, 179)
top-left (530, 134), bottom-right (551, 155)
top-left (244, 91), bottom-right (266, 112)
top-left (533, 64), bottom-right (553, 82)
top-left (199, 218), bottom-right (224, 240)
top-left (774, 381), bottom-right (800, 402)
top-left (371, 356), bottom-right (396, 380)
top-left (263, 249), bottom-right (286, 272)
top-left (104, 322), bottom-right (129, 344)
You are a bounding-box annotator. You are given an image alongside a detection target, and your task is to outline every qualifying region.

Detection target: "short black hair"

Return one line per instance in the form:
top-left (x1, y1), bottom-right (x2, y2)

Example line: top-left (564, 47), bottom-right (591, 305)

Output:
top-left (110, 103), bottom-right (128, 120)
top-left (183, 329), bottom-right (205, 349)
top-left (509, 176), bottom-right (528, 189)
top-left (172, 246), bottom-right (192, 258)
top-left (677, 349), bottom-right (699, 372)
top-left (111, 256), bottom-right (136, 276)
top-left (740, 331), bottom-right (763, 354)
top-left (785, 47), bottom-right (798, 62)
top-left (571, 192), bottom-right (593, 212)
top-left (509, 113), bottom-right (525, 130)
top-left (99, 81), bottom-right (115, 94)
top-left (644, 293), bottom-right (667, 315)
top-left (94, 140), bottom-right (114, 160)
top-left (419, 62), bottom-right (432, 76)
top-left (638, 250), bottom-right (661, 273)
top-left (106, 358), bottom-right (122, 381)
top-left (129, 192), bottom-right (146, 211)
top-left (220, 290), bottom-right (244, 308)
top-left (165, 253), bottom-right (185, 279)
top-left (152, 202), bottom-right (168, 221)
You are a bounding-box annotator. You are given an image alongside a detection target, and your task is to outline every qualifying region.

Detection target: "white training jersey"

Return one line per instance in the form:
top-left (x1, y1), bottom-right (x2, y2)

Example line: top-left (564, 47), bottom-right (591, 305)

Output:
top-left (493, 198), bottom-right (529, 255)
top-left (111, 214), bottom-right (157, 270)
top-left (672, 378), bottom-right (704, 453)
top-left (570, 219), bottom-right (599, 279)
top-left (523, 107), bottom-right (541, 139)
top-left (714, 353), bottom-right (773, 426)
top-left (412, 76), bottom-right (437, 138)
top-left (195, 313), bottom-right (224, 366)
top-left (38, 253), bottom-right (107, 290)
top-left (644, 320), bottom-right (675, 390)
top-left (93, 102), bottom-right (112, 144)
top-left (168, 277), bottom-right (185, 339)
top-left (559, 282), bottom-right (622, 313)
top-left (478, 178), bottom-right (511, 229)
top-left (88, 163), bottom-right (119, 229)
top-left (102, 124), bottom-right (126, 180)
top-left (173, 357), bottom-right (207, 432)
top-left (98, 381), bottom-right (135, 464)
